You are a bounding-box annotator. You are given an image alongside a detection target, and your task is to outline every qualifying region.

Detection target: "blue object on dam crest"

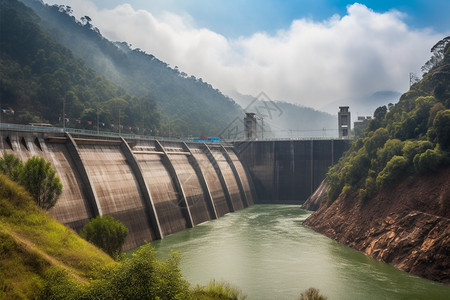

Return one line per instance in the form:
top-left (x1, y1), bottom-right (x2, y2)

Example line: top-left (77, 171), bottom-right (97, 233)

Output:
top-left (0, 128), bottom-right (349, 250)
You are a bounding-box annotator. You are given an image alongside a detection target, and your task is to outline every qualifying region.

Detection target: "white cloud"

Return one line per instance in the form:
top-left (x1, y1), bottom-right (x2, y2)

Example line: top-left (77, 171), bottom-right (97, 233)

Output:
top-left (44, 1), bottom-right (443, 110)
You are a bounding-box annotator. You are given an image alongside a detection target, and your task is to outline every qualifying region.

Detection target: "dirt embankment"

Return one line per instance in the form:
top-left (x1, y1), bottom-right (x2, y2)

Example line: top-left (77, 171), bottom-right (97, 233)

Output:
top-left (303, 166), bottom-right (450, 284)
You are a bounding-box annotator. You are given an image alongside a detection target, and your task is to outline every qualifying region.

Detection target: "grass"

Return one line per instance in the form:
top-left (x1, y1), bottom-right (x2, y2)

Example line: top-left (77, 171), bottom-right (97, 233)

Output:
top-left (0, 173), bottom-right (248, 299)
top-left (0, 231), bottom-right (49, 299)
top-left (192, 280), bottom-right (247, 300)
top-left (0, 174), bottom-right (115, 299)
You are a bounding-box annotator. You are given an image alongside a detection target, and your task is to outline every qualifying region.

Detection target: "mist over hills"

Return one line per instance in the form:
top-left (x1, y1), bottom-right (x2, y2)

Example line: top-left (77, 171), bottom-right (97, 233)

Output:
top-left (1, 0), bottom-right (161, 132)
top-left (2, 0), bottom-right (340, 138)
top-left (227, 91), bottom-right (338, 138)
top-left (18, 0), bottom-right (243, 137)
top-left (321, 90), bottom-right (402, 121)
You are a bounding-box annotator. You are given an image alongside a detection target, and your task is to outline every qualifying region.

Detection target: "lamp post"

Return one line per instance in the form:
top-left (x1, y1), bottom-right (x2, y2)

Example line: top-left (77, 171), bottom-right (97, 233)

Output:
top-left (96, 103), bottom-right (105, 136)
top-left (97, 109), bottom-right (100, 135)
top-left (62, 96), bottom-right (66, 130)
top-left (255, 115), bottom-right (264, 140)
top-left (166, 115), bottom-right (172, 137)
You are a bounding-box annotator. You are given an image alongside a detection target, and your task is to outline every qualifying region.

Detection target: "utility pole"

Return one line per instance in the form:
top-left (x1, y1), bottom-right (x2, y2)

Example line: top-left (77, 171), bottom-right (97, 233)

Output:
top-left (261, 116), bottom-right (264, 139)
top-left (62, 96), bottom-right (66, 130)
top-left (97, 110), bottom-right (99, 135)
top-left (168, 116), bottom-right (171, 137)
top-left (141, 101), bottom-right (145, 135)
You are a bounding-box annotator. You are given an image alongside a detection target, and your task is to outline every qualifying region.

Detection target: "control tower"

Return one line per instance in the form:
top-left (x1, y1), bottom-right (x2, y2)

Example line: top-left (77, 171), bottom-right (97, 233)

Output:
top-left (338, 106), bottom-right (351, 138)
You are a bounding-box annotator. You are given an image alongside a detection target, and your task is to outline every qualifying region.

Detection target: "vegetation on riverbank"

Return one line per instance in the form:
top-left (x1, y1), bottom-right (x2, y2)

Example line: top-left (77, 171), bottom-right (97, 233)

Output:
top-left (80, 215), bottom-right (128, 260)
top-left (326, 37), bottom-right (450, 205)
top-left (0, 173), bottom-right (115, 299)
top-left (0, 174), bottom-right (247, 299)
top-left (0, 154), bottom-right (63, 210)
top-left (298, 287), bottom-right (328, 300)
top-left (305, 37), bottom-right (450, 285)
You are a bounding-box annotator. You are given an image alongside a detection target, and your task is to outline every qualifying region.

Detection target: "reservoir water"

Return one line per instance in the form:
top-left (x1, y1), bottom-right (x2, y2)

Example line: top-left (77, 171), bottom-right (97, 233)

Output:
top-left (150, 205), bottom-right (450, 299)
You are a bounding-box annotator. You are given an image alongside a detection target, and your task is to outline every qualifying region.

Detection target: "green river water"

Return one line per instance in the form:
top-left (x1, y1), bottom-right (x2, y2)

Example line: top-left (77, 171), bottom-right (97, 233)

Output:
top-left (149, 205), bottom-right (450, 300)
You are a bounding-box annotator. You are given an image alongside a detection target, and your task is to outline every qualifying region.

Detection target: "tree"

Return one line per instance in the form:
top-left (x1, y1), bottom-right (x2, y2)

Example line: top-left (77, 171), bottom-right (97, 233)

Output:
top-left (433, 109), bottom-right (450, 150)
top-left (298, 287), bottom-right (328, 300)
top-left (18, 156), bottom-right (62, 210)
top-left (80, 215), bottom-right (128, 259)
top-left (402, 140), bottom-right (433, 162)
top-left (85, 244), bottom-right (190, 299)
top-left (0, 153), bottom-right (23, 181)
top-left (376, 155), bottom-right (408, 189)
top-left (374, 105), bottom-right (388, 120)
top-left (413, 148), bottom-right (448, 173)
top-left (375, 139), bottom-right (404, 171)
top-left (367, 106), bottom-right (387, 132)
top-left (421, 36), bottom-right (450, 74)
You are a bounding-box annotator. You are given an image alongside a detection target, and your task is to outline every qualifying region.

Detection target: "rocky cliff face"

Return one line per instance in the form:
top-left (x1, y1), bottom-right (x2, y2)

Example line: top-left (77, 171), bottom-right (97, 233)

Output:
top-left (303, 166), bottom-right (450, 284)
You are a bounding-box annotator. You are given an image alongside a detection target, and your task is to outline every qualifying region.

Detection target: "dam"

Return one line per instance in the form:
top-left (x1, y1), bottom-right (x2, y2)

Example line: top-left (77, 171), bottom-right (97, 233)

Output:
top-left (0, 125), bottom-right (349, 250)
top-left (235, 139), bottom-right (350, 203)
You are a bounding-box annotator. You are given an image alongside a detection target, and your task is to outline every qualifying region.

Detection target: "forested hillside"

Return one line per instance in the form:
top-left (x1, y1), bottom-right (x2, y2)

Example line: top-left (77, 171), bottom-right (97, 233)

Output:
top-left (325, 37), bottom-right (450, 204)
top-left (19, 0), bottom-right (244, 136)
top-left (0, 0), bottom-right (160, 133)
top-left (304, 37), bottom-right (450, 284)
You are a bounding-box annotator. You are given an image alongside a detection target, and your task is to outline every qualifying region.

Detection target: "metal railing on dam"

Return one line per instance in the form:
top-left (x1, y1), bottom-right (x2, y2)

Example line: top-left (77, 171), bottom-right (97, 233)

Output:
top-left (0, 127), bottom-right (253, 251)
top-left (0, 122), bottom-right (213, 143)
top-left (0, 125), bottom-right (351, 249)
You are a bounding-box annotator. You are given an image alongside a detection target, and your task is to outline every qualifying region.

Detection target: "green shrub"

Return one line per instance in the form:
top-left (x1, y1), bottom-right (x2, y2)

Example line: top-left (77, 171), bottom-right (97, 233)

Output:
top-left (0, 153), bottom-right (23, 181)
top-left (298, 287), bottom-right (328, 300)
top-left (402, 140), bottom-right (434, 162)
top-left (413, 148), bottom-right (448, 173)
top-left (375, 139), bottom-right (404, 171)
top-left (433, 109), bottom-right (450, 150)
top-left (80, 215), bottom-right (128, 260)
top-left (18, 156), bottom-right (62, 210)
top-left (39, 267), bottom-right (84, 300)
top-left (365, 128), bottom-right (389, 157)
top-left (359, 176), bottom-right (377, 201)
top-left (85, 244), bottom-right (191, 299)
top-left (345, 150), bottom-right (370, 186)
top-left (376, 155), bottom-right (409, 189)
top-left (192, 280), bottom-right (246, 300)
top-left (428, 102), bottom-right (446, 127)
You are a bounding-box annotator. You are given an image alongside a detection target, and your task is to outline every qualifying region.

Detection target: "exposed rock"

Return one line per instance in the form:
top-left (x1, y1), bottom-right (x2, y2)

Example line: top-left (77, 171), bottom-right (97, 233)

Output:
top-left (303, 166), bottom-right (450, 284)
top-left (301, 180), bottom-right (329, 211)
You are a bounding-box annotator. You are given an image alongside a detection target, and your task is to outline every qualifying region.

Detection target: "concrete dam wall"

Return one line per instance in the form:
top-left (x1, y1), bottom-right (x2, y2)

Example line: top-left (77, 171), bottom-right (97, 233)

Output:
top-left (234, 140), bottom-right (351, 204)
top-left (0, 129), bottom-right (254, 251)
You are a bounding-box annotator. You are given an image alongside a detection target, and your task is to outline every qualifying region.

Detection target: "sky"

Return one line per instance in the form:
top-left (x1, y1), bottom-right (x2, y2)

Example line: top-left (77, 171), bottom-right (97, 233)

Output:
top-left (43, 0), bottom-right (449, 111)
